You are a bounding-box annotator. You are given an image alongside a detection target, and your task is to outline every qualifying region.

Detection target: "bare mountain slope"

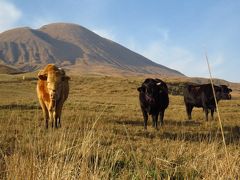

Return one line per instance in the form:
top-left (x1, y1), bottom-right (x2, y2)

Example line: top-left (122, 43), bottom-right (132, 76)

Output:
top-left (0, 26), bottom-right (83, 71)
top-left (0, 64), bottom-right (22, 74)
top-left (0, 23), bottom-right (184, 76)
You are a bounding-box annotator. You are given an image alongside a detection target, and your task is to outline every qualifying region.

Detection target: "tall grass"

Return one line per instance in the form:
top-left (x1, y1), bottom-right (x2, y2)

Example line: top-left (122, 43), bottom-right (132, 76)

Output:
top-left (205, 52), bottom-right (233, 177)
top-left (0, 74), bottom-right (239, 179)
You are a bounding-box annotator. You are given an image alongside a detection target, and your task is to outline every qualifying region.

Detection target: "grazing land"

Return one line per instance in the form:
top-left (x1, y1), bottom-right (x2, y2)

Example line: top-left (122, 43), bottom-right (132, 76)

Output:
top-left (0, 73), bottom-right (239, 179)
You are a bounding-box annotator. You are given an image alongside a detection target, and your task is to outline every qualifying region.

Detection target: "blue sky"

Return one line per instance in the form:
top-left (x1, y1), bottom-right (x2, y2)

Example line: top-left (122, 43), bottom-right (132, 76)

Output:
top-left (0, 0), bottom-right (239, 82)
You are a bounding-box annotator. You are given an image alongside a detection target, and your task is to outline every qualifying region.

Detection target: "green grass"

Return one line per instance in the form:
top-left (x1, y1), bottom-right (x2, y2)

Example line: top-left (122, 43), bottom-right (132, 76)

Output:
top-left (0, 74), bottom-right (239, 179)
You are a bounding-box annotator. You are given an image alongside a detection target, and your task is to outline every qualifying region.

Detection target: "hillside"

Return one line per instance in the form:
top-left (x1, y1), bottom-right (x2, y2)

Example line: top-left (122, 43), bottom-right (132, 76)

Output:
top-left (0, 23), bottom-right (183, 76)
top-left (0, 64), bottom-right (22, 74)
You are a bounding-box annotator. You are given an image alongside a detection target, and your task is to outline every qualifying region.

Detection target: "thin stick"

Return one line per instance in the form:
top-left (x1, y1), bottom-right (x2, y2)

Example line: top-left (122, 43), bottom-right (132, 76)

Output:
top-left (205, 52), bottom-right (233, 177)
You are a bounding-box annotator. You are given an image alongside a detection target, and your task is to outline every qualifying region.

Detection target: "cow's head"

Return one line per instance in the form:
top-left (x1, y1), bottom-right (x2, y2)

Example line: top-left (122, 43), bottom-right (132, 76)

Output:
top-left (38, 65), bottom-right (70, 104)
top-left (137, 79), bottom-right (167, 104)
top-left (220, 85), bottom-right (232, 100)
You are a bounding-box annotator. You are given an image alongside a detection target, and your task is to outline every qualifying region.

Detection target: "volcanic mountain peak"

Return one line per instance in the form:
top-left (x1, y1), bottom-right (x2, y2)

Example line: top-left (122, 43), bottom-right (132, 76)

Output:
top-left (0, 22), bottom-right (184, 76)
top-left (40, 23), bottom-right (89, 35)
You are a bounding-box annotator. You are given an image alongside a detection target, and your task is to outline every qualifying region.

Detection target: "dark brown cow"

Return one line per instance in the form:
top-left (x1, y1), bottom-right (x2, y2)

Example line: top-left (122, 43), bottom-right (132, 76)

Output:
top-left (183, 83), bottom-right (232, 121)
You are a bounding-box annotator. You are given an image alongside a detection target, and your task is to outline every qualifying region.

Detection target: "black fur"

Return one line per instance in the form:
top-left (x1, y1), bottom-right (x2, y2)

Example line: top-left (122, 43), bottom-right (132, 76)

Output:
top-left (183, 83), bottom-right (232, 121)
top-left (137, 78), bottom-right (169, 129)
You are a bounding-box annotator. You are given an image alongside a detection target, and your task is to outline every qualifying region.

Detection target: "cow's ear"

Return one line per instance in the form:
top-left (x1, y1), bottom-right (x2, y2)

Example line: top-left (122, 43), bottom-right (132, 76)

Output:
top-left (38, 70), bottom-right (47, 80)
top-left (58, 68), bottom-right (66, 76)
top-left (137, 86), bottom-right (144, 92)
top-left (137, 86), bottom-right (145, 92)
top-left (62, 76), bottom-right (70, 81)
top-left (229, 88), bottom-right (232, 92)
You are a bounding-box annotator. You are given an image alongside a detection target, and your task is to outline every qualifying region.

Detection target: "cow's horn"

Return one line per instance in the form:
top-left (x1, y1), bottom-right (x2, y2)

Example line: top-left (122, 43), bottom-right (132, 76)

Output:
top-left (58, 68), bottom-right (65, 75)
top-left (156, 82), bottom-right (161, 85)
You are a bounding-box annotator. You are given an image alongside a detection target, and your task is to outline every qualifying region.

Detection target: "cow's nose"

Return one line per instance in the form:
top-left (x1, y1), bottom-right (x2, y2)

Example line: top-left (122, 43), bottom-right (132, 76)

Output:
top-left (50, 90), bottom-right (56, 99)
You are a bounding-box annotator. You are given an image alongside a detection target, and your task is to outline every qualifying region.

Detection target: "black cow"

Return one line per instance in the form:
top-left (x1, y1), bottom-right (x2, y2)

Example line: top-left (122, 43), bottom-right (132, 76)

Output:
top-left (183, 83), bottom-right (232, 121)
top-left (137, 78), bottom-right (169, 129)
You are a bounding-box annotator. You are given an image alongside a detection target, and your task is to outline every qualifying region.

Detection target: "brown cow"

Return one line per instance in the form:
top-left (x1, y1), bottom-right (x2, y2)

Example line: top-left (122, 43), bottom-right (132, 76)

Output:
top-left (37, 64), bottom-right (70, 128)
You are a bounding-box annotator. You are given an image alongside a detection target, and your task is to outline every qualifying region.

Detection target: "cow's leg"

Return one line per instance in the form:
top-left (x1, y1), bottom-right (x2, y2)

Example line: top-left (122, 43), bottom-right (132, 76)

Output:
top-left (141, 108), bottom-right (148, 129)
top-left (186, 104), bottom-right (193, 120)
top-left (58, 117), bottom-right (61, 128)
top-left (152, 114), bottom-right (155, 128)
top-left (56, 102), bottom-right (64, 128)
top-left (44, 108), bottom-right (49, 129)
top-left (211, 108), bottom-right (214, 120)
top-left (48, 110), bottom-right (54, 128)
top-left (53, 111), bottom-right (58, 128)
top-left (152, 113), bottom-right (159, 130)
top-left (49, 102), bottom-right (58, 128)
top-left (204, 108), bottom-right (209, 121)
top-left (38, 98), bottom-right (49, 128)
top-left (159, 110), bottom-right (165, 126)
top-left (48, 110), bottom-right (56, 128)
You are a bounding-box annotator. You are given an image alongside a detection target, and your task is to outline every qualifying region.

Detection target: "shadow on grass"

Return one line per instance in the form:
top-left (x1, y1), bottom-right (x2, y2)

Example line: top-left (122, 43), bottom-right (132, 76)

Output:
top-left (158, 126), bottom-right (240, 145)
top-left (114, 119), bottom-right (240, 145)
top-left (133, 125), bottom-right (240, 145)
top-left (114, 119), bottom-right (201, 127)
top-left (0, 103), bottom-right (40, 110)
top-left (164, 119), bottom-right (202, 126)
top-left (115, 119), bottom-right (143, 126)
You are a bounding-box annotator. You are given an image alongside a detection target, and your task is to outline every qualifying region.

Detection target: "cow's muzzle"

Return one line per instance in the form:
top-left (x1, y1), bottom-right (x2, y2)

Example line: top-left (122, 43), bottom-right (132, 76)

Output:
top-left (145, 94), bottom-right (155, 104)
top-left (50, 90), bottom-right (56, 101)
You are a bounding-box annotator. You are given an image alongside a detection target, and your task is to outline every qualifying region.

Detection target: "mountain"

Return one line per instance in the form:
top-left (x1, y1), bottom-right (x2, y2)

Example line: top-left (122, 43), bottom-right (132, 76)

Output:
top-left (0, 64), bottom-right (22, 74)
top-left (0, 23), bottom-right (184, 76)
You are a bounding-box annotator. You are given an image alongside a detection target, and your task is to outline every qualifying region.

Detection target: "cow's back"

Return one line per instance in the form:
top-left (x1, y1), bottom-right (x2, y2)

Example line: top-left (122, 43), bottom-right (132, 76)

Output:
top-left (184, 84), bottom-right (217, 107)
top-left (184, 85), bottom-right (204, 107)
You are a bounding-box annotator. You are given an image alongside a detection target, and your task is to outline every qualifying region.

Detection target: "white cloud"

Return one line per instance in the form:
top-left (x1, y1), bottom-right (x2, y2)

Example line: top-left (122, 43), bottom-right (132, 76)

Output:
top-left (0, 1), bottom-right (22, 32)
top-left (155, 27), bottom-right (169, 42)
top-left (123, 38), bottom-right (225, 78)
top-left (140, 42), bottom-right (200, 75)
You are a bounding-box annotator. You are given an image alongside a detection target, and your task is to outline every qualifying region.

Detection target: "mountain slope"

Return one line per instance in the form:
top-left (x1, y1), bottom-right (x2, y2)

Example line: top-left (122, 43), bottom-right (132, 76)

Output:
top-left (0, 23), bottom-right (184, 76)
top-left (0, 64), bottom-right (22, 74)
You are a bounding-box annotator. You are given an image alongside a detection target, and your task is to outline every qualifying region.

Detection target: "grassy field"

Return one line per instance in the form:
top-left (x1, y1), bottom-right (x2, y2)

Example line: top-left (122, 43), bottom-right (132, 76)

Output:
top-left (0, 73), bottom-right (239, 179)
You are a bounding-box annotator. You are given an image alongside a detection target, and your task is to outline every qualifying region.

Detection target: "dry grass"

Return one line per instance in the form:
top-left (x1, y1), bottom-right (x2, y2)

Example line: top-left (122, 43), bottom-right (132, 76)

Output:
top-left (0, 74), bottom-right (239, 179)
